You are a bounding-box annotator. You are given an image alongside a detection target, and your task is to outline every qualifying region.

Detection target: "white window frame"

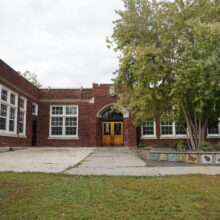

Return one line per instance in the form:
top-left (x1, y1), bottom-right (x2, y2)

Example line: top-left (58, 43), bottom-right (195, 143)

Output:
top-left (160, 121), bottom-right (187, 139)
top-left (141, 121), bottom-right (157, 139)
top-left (32, 103), bottom-right (38, 116)
top-left (0, 84), bottom-right (18, 137)
top-left (19, 96), bottom-right (27, 137)
top-left (49, 105), bottom-right (78, 139)
top-left (207, 118), bottom-right (220, 139)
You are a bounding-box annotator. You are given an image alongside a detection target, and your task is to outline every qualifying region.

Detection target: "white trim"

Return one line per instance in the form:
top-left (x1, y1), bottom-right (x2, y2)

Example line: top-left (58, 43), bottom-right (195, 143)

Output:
top-left (49, 105), bottom-right (78, 138)
top-left (48, 136), bottom-right (79, 140)
top-left (0, 84), bottom-right (18, 137)
top-left (141, 121), bottom-right (157, 139)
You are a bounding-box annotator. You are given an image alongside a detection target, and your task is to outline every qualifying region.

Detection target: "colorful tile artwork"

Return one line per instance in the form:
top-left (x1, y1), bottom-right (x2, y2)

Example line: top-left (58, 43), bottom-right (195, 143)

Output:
top-left (176, 154), bottom-right (186, 163)
top-left (168, 154), bottom-right (176, 162)
top-left (187, 154), bottom-right (198, 164)
top-left (215, 154), bottom-right (220, 164)
top-left (201, 155), bottom-right (213, 164)
top-left (160, 154), bottom-right (168, 161)
top-left (150, 153), bottom-right (160, 161)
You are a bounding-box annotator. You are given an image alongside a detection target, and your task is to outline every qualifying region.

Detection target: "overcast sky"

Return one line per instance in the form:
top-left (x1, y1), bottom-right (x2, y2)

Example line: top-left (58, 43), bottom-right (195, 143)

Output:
top-left (0, 0), bottom-right (124, 88)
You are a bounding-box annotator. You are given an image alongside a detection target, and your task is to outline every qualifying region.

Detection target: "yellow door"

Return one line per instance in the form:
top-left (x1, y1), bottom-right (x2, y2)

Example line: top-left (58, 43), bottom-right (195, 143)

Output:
top-left (102, 122), bottom-right (123, 146)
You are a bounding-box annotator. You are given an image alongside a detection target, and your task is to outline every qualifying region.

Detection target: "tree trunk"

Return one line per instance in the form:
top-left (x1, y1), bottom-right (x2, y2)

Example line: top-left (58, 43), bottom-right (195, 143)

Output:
top-left (183, 108), bottom-right (207, 150)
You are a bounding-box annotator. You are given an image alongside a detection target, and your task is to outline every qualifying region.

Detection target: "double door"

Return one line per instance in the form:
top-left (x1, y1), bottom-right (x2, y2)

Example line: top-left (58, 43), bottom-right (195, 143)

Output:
top-left (102, 122), bottom-right (123, 146)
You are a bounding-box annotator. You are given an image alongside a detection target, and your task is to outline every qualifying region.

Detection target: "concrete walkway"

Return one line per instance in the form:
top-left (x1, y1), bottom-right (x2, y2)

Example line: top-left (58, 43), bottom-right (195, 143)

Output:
top-left (0, 147), bottom-right (220, 176)
top-left (0, 147), bottom-right (95, 173)
top-left (65, 147), bottom-right (220, 176)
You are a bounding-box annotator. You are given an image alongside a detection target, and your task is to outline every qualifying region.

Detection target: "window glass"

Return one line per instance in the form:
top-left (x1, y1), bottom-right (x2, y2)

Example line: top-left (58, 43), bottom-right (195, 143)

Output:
top-left (10, 93), bottom-right (16, 105)
top-left (142, 121), bottom-right (154, 135)
top-left (114, 123), bottom-right (121, 135)
top-left (0, 86), bottom-right (18, 134)
top-left (161, 121), bottom-right (173, 135)
top-left (1, 89), bottom-right (8, 102)
top-left (0, 118), bottom-right (6, 130)
top-left (20, 98), bottom-right (25, 109)
top-left (66, 106), bottom-right (77, 115)
top-left (175, 124), bottom-right (186, 135)
top-left (208, 122), bottom-right (219, 135)
top-left (52, 106), bottom-right (63, 115)
top-left (104, 123), bottom-right (111, 135)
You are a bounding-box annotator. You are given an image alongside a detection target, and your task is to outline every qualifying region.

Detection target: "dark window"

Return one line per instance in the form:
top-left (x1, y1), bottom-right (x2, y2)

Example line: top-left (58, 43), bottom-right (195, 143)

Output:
top-left (102, 109), bottom-right (123, 122)
top-left (114, 123), bottom-right (121, 135)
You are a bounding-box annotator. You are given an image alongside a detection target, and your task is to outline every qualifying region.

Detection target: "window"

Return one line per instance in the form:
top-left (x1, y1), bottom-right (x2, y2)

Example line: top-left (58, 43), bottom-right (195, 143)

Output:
top-left (0, 85), bottom-right (18, 135)
top-left (50, 105), bottom-right (78, 137)
top-left (208, 120), bottom-right (220, 137)
top-left (32, 103), bottom-right (38, 115)
top-left (142, 121), bottom-right (156, 137)
top-left (19, 97), bottom-right (27, 135)
top-left (160, 121), bottom-right (186, 137)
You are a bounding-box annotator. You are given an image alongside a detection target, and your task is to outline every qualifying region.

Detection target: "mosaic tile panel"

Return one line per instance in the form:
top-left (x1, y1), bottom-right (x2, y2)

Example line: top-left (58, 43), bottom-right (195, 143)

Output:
top-left (168, 154), bottom-right (176, 162)
top-left (215, 154), bottom-right (220, 164)
top-left (150, 153), bottom-right (160, 161)
top-left (160, 154), bottom-right (168, 161)
top-left (176, 154), bottom-right (186, 163)
top-left (187, 154), bottom-right (198, 164)
top-left (201, 154), bottom-right (213, 164)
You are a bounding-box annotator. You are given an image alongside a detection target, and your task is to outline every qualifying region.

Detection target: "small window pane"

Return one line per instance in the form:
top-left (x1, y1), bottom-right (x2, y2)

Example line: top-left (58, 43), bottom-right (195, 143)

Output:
top-left (65, 127), bottom-right (76, 135)
top-left (52, 107), bottom-right (63, 115)
top-left (0, 117), bottom-right (6, 130)
top-left (51, 117), bottom-right (63, 126)
top-left (65, 117), bottom-right (77, 126)
top-left (20, 99), bottom-right (25, 109)
top-left (19, 122), bottom-right (24, 133)
top-left (10, 93), bottom-right (16, 105)
top-left (1, 89), bottom-right (8, 102)
top-left (9, 120), bottom-right (15, 132)
top-left (66, 106), bottom-right (77, 115)
top-left (51, 127), bottom-right (62, 135)
top-left (10, 108), bottom-right (15, 120)
top-left (32, 105), bottom-right (36, 114)
top-left (19, 112), bottom-right (25, 122)
top-left (0, 104), bottom-right (7, 117)
top-left (208, 122), bottom-right (219, 135)
top-left (175, 124), bottom-right (186, 135)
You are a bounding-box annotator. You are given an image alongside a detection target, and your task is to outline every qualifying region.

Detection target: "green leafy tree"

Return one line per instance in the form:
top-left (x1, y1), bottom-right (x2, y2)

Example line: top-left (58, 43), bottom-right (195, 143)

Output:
top-left (18, 70), bottom-right (42, 88)
top-left (109, 0), bottom-right (220, 149)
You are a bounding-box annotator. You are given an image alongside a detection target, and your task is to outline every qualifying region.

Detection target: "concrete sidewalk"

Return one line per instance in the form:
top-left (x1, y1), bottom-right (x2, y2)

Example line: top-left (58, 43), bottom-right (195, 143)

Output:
top-left (0, 147), bottom-right (95, 173)
top-left (65, 147), bottom-right (220, 176)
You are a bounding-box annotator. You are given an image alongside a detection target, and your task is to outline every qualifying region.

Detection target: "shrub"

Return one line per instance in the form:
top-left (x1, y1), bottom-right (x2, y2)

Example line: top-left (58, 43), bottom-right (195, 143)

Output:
top-left (176, 141), bottom-right (187, 152)
top-left (214, 142), bottom-right (220, 151)
top-left (200, 142), bottom-right (214, 151)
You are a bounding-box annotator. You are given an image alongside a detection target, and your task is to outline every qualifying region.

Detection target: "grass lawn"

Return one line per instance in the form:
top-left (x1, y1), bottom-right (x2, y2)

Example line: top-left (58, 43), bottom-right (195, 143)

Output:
top-left (0, 173), bottom-right (220, 220)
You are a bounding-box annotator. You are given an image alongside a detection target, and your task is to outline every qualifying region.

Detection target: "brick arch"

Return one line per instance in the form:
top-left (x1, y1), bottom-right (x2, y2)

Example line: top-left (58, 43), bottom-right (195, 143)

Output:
top-left (96, 103), bottom-right (129, 118)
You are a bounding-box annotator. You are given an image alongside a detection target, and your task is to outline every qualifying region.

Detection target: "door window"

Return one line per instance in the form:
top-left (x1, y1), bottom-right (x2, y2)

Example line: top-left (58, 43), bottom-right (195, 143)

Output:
top-left (114, 123), bottom-right (121, 135)
top-left (104, 123), bottom-right (111, 135)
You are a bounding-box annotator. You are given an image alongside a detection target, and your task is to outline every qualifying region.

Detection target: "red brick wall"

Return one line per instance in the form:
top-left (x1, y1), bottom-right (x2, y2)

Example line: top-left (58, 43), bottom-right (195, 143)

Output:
top-left (0, 60), bottom-right (40, 147)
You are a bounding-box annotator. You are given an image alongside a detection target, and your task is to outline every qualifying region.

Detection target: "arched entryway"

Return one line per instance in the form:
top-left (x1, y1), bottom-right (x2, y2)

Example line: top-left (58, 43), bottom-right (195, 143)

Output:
top-left (101, 109), bottom-right (124, 146)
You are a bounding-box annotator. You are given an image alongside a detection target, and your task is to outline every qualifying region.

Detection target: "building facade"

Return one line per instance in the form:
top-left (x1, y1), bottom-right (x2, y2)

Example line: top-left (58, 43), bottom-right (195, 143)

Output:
top-left (0, 60), bottom-right (220, 147)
